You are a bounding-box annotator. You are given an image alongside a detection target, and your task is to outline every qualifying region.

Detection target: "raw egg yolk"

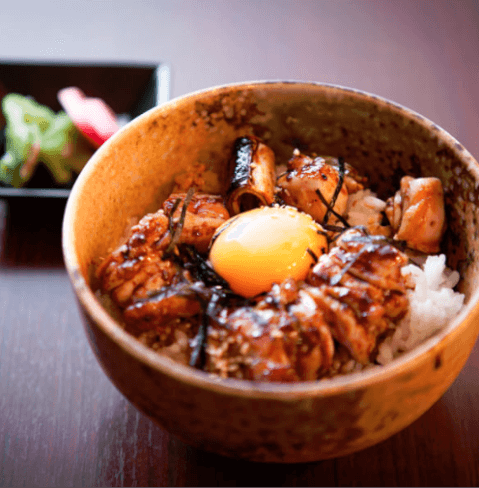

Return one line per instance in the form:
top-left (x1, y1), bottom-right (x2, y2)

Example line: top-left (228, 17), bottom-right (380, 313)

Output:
top-left (209, 206), bottom-right (328, 297)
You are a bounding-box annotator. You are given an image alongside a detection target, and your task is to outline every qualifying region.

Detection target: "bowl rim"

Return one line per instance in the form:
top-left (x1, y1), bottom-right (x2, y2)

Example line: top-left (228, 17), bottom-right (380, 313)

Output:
top-left (62, 79), bottom-right (479, 399)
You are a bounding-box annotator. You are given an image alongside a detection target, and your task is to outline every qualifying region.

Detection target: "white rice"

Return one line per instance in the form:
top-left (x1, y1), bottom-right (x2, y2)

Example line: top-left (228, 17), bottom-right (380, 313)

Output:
top-left (376, 254), bottom-right (465, 364)
top-left (346, 189), bottom-right (388, 234)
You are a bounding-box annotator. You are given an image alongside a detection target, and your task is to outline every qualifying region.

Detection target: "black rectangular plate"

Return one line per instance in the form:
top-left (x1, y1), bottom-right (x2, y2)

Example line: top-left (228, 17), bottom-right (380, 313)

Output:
top-left (0, 60), bottom-right (170, 198)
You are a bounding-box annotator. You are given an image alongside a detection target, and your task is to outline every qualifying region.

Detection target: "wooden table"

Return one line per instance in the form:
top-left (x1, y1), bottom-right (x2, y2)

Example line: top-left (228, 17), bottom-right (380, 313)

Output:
top-left (0, 194), bottom-right (478, 487)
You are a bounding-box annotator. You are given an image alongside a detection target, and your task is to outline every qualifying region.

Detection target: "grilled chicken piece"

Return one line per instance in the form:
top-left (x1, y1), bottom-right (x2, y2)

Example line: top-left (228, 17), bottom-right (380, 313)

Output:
top-left (385, 176), bottom-right (446, 253)
top-left (333, 229), bottom-right (409, 292)
top-left (97, 192), bottom-right (229, 308)
top-left (277, 153), bottom-right (353, 224)
top-left (123, 282), bottom-right (203, 331)
top-left (163, 192), bottom-right (230, 254)
top-left (206, 280), bottom-right (335, 382)
top-left (307, 228), bottom-right (409, 363)
top-left (226, 136), bottom-right (276, 215)
top-left (96, 210), bottom-right (178, 306)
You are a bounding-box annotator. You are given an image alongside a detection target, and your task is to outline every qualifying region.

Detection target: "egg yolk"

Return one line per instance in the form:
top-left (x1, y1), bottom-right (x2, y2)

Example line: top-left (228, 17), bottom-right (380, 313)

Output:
top-left (209, 206), bottom-right (328, 297)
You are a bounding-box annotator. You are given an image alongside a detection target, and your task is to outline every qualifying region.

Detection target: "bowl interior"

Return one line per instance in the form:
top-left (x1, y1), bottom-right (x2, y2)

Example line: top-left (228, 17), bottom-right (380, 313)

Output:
top-left (63, 81), bottom-right (479, 391)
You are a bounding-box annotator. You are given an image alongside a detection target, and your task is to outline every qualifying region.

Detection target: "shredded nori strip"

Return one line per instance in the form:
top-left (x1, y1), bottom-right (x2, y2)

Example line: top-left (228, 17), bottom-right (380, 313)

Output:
top-left (188, 287), bottom-right (250, 370)
top-left (176, 244), bottom-right (230, 288)
top-left (167, 196), bottom-right (182, 236)
top-left (316, 187), bottom-right (350, 227)
top-left (189, 306), bottom-right (209, 369)
top-left (306, 247), bottom-right (319, 263)
top-left (164, 187), bottom-right (195, 255)
top-left (321, 223), bottom-right (348, 234)
top-left (323, 157), bottom-right (346, 225)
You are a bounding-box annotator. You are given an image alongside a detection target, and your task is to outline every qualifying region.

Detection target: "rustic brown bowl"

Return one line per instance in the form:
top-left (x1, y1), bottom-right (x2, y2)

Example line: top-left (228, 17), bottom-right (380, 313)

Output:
top-left (62, 81), bottom-right (479, 463)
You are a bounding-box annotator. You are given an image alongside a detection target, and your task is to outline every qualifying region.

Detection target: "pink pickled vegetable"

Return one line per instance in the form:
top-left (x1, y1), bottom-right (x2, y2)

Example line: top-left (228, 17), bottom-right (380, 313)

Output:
top-left (58, 87), bottom-right (119, 148)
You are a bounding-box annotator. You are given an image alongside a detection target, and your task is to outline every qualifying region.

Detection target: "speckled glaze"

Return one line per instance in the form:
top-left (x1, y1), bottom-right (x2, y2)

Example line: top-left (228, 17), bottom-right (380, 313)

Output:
top-left (62, 81), bottom-right (479, 463)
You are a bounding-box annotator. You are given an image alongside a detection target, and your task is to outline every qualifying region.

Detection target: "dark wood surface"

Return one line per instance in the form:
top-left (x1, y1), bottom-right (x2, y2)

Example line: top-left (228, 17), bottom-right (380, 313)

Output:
top-left (1, 196), bottom-right (479, 488)
top-left (1, 1), bottom-right (479, 486)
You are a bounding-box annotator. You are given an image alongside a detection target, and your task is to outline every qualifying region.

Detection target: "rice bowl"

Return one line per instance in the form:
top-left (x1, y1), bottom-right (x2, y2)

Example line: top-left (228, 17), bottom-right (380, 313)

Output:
top-left (63, 81), bottom-right (479, 462)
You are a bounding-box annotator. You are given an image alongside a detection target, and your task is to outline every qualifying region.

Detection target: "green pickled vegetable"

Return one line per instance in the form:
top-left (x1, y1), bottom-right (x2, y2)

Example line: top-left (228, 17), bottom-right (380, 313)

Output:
top-left (0, 93), bottom-right (93, 187)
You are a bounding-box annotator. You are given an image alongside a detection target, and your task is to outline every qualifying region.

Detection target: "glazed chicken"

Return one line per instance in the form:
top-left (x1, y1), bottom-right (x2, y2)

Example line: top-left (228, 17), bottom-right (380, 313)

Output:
top-left (206, 279), bottom-right (336, 381)
top-left (277, 152), bottom-right (366, 224)
top-left (385, 176), bottom-right (445, 253)
top-left (97, 136), bottom-right (449, 382)
top-left (204, 228), bottom-right (410, 381)
top-left (307, 228), bottom-right (409, 364)
top-left (226, 135), bottom-right (276, 215)
top-left (97, 192), bottom-right (229, 311)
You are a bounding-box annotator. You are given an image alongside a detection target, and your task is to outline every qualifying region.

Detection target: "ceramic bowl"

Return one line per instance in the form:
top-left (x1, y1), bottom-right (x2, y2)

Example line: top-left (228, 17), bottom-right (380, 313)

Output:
top-left (62, 81), bottom-right (479, 463)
